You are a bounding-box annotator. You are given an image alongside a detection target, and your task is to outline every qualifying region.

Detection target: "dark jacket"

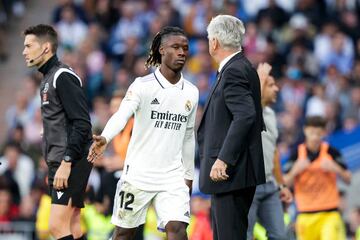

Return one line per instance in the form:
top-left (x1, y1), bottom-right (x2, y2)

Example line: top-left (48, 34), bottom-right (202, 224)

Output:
top-left (197, 52), bottom-right (266, 194)
top-left (39, 55), bottom-right (92, 164)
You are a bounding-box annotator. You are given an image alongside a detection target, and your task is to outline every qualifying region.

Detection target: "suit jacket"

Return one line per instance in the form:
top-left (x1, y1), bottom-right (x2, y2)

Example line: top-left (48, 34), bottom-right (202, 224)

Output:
top-left (197, 52), bottom-right (266, 194)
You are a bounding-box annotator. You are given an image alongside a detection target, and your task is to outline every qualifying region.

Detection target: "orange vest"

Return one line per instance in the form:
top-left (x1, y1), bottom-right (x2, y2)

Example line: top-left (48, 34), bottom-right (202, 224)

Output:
top-left (294, 142), bottom-right (339, 212)
top-left (112, 117), bottom-right (134, 160)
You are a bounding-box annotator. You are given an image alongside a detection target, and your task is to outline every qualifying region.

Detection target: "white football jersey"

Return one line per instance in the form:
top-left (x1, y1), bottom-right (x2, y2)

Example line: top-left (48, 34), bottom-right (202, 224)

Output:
top-left (102, 68), bottom-right (199, 191)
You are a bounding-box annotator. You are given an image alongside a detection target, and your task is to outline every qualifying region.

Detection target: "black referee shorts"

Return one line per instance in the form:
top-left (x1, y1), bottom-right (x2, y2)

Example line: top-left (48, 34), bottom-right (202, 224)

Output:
top-left (47, 155), bottom-right (92, 208)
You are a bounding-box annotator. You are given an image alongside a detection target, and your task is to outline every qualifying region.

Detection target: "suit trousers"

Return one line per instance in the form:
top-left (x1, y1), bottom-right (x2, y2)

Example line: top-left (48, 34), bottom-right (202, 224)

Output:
top-left (211, 186), bottom-right (256, 240)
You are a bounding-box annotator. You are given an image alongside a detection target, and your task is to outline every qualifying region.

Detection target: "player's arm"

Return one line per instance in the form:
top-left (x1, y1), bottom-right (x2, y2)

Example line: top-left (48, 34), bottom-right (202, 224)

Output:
top-left (323, 147), bottom-right (351, 184)
top-left (283, 150), bottom-right (301, 187)
top-left (273, 149), bottom-right (285, 185)
top-left (273, 149), bottom-right (293, 203)
top-left (182, 91), bottom-right (198, 194)
top-left (88, 80), bottom-right (141, 162)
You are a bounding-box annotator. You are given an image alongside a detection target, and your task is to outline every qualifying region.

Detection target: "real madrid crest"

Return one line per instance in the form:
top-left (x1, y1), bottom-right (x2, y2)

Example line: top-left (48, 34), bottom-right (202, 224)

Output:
top-left (185, 100), bottom-right (192, 112)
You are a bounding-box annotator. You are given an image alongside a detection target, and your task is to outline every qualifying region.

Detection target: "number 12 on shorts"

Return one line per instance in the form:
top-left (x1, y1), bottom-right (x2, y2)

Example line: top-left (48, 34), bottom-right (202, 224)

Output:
top-left (119, 191), bottom-right (135, 211)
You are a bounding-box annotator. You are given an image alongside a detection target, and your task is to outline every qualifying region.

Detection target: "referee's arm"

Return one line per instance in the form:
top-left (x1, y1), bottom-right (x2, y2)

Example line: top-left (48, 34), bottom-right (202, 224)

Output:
top-left (56, 72), bottom-right (92, 161)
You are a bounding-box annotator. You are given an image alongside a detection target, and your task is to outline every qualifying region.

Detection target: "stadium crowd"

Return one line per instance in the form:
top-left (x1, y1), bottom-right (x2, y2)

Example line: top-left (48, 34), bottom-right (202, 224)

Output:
top-left (1, 0), bottom-right (360, 239)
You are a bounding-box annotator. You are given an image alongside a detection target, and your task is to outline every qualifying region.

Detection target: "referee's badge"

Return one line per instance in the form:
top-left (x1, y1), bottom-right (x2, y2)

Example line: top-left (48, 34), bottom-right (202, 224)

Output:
top-left (42, 83), bottom-right (49, 105)
top-left (185, 100), bottom-right (192, 112)
top-left (43, 83), bottom-right (49, 93)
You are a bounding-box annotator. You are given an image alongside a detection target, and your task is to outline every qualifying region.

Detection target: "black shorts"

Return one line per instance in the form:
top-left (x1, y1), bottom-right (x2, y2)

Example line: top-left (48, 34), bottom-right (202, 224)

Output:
top-left (48, 155), bottom-right (93, 208)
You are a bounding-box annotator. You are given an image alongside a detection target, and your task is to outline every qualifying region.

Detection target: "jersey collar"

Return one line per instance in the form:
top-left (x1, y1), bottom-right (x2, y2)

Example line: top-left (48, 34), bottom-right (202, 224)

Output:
top-left (154, 68), bottom-right (184, 90)
top-left (38, 55), bottom-right (59, 75)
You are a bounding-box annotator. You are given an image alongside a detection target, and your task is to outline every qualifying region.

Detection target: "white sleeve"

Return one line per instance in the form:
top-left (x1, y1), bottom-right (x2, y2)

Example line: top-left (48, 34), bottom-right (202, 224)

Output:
top-left (182, 92), bottom-right (198, 180)
top-left (101, 80), bottom-right (141, 143)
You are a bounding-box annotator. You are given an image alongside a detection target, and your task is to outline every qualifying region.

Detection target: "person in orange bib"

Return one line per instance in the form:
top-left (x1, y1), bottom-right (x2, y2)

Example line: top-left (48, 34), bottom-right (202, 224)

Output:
top-left (284, 116), bottom-right (351, 240)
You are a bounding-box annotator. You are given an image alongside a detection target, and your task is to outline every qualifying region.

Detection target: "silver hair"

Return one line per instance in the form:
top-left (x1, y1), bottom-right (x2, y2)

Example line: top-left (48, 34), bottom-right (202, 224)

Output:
top-left (207, 15), bottom-right (245, 51)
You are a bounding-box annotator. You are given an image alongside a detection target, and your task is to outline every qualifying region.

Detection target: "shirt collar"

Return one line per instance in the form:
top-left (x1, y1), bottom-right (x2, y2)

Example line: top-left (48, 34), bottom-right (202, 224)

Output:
top-left (38, 55), bottom-right (59, 75)
top-left (154, 68), bottom-right (184, 89)
top-left (218, 50), bottom-right (241, 72)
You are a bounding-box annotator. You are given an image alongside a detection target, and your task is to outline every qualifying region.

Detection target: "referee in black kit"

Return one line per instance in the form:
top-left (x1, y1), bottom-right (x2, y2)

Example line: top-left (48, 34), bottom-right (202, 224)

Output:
top-left (22, 24), bottom-right (92, 240)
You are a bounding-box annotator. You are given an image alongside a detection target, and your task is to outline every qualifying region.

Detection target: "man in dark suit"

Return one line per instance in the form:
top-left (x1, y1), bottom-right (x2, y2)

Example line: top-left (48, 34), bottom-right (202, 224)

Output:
top-left (197, 15), bottom-right (266, 240)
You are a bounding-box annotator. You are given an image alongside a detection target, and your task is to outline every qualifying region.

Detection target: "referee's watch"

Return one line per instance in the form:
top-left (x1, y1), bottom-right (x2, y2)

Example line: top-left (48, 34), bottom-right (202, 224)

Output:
top-left (63, 155), bottom-right (72, 163)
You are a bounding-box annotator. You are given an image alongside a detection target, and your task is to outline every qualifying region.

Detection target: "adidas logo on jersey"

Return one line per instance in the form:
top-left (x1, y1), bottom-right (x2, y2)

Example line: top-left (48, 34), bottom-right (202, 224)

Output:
top-left (151, 98), bottom-right (160, 104)
top-left (184, 211), bottom-right (190, 218)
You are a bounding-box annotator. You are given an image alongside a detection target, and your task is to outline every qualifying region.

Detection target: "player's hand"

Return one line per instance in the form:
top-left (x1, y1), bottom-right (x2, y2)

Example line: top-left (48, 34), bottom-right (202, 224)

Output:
top-left (320, 159), bottom-right (340, 173)
top-left (210, 159), bottom-right (229, 182)
top-left (292, 159), bottom-right (310, 176)
top-left (279, 186), bottom-right (293, 203)
top-left (87, 135), bottom-right (107, 163)
top-left (53, 161), bottom-right (71, 190)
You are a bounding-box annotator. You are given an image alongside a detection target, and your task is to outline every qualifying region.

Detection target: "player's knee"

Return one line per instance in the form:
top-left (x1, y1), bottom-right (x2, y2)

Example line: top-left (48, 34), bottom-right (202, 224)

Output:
top-left (112, 226), bottom-right (137, 240)
top-left (166, 221), bottom-right (187, 237)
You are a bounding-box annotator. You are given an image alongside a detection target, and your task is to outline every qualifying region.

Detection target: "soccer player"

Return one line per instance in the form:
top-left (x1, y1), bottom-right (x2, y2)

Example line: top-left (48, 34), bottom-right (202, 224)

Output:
top-left (284, 116), bottom-right (351, 240)
top-left (88, 26), bottom-right (199, 240)
top-left (22, 24), bottom-right (92, 240)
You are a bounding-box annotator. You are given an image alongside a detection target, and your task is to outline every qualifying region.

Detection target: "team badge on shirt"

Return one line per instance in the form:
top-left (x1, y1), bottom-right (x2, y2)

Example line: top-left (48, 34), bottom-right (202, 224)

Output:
top-left (185, 100), bottom-right (192, 112)
top-left (42, 82), bottom-right (49, 105)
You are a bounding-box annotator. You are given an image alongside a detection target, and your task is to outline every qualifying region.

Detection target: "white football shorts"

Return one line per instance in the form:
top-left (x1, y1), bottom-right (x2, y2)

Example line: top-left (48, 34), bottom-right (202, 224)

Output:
top-left (111, 180), bottom-right (191, 230)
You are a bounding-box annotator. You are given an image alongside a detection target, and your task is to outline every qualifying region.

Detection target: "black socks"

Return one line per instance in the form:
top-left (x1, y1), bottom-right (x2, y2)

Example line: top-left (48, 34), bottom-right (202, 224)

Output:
top-left (58, 235), bottom-right (74, 240)
top-left (74, 235), bottom-right (86, 240)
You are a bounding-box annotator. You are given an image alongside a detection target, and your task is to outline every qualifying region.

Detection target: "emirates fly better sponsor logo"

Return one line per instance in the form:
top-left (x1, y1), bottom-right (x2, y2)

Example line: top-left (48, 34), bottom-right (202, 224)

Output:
top-left (151, 110), bottom-right (188, 130)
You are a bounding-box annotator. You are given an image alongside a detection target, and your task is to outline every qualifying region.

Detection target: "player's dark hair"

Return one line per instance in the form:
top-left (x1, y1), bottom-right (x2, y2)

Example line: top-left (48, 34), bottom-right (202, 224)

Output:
top-left (145, 26), bottom-right (186, 69)
top-left (23, 24), bottom-right (58, 53)
top-left (304, 116), bottom-right (327, 128)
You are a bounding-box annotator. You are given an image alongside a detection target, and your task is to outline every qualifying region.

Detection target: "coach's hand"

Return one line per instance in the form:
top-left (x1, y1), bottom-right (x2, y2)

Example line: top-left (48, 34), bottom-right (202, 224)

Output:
top-left (210, 159), bottom-right (229, 182)
top-left (87, 135), bottom-right (107, 163)
top-left (54, 161), bottom-right (71, 190)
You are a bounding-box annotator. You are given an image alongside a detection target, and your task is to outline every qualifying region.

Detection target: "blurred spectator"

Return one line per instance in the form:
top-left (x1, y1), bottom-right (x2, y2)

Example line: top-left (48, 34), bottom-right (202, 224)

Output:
top-left (156, 0), bottom-right (182, 28)
top-left (56, 4), bottom-right (88, 50)
top-left (0, 186), bottom-right (18, 222)
top-left (294, 0), bottom-right (326, 27)
top-left (90, 96), bottom-right (110, 132)
top-left (93, 0), bottom-right (119, 31)
top-left (108, 1), bottom-right (144, 57)
top-left (5, 90), bottom-right (33, 132)
top-left (184, 0), bottom-right (213, 38)
top-left (188, 192), bottom-right (212, 240)
top-left (52, 0), bottom-right (88, 24)
top-left (0, 142), bottom-right (35, 199)
top-left (257, 0), bottom-right (289, 28)
top-left (287, 39), bottom-right (319, 78)
top-left (306, 83), bottom-right (327, 117)
top-left (322, 31), bottom-right (354, 75)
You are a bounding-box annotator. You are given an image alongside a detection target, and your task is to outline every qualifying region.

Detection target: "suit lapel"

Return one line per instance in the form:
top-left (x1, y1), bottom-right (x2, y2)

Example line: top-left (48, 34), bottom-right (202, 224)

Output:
top-left (198, 52), bottom-right (243, 130)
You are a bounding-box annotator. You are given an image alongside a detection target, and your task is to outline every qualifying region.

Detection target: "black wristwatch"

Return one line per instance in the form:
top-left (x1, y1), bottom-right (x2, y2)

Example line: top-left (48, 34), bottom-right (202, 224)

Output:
top-left (63, 155), bottom-right (72, 163)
